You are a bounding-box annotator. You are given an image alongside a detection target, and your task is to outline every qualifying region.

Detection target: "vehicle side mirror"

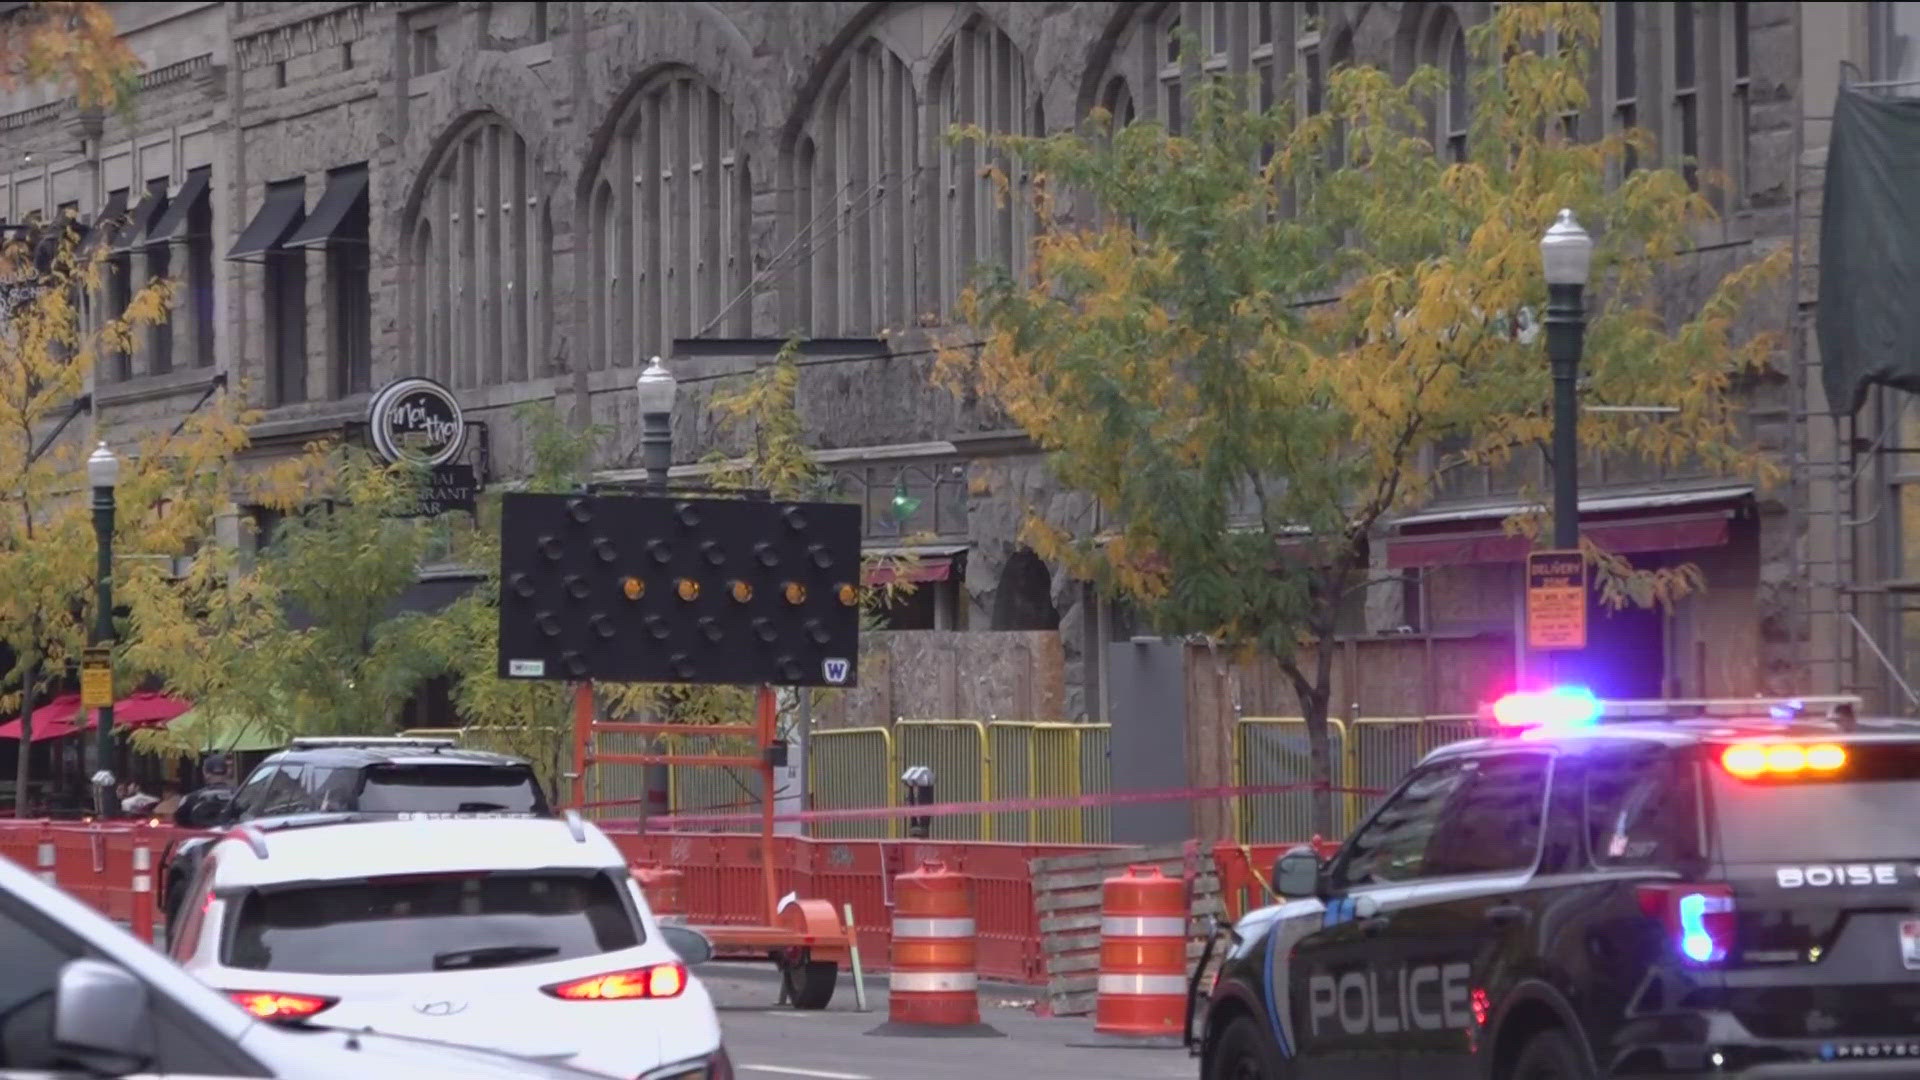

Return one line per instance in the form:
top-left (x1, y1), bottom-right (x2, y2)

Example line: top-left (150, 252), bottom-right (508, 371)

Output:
top-left (1273, 848), bottom-right (1323, 900)
top-left (54, 959), bottom-right (156, 1070)
top-left (660, 924), bottom-right (715, 966)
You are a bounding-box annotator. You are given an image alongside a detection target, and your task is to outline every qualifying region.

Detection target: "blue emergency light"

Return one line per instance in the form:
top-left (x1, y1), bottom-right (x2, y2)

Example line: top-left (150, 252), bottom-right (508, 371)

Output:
top-left (1491, 686), bottom-right (1601, 730)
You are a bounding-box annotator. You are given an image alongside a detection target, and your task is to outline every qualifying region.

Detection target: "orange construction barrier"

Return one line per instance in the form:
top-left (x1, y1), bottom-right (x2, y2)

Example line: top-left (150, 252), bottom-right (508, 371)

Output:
top-left (631, 863), bottom-right (684, 917)
top-left (129, 840), bottom-right (155, 944)
top-left (1093, 865), bottom-right (1188, 1042)
top-left (887, 859), bottom-right (980, 1027)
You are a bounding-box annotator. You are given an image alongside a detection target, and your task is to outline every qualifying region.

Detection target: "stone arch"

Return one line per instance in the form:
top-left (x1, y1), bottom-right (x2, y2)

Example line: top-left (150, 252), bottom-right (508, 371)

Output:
top-left (579, 65), bottom-right (756, 370)
top-left (778, 2), bottom-right (1042, 335)
top-left (393, 50), bottom-right (560, 233)
top-left (992, 546), bottom-right (1061, 631)
top-left (399, 112), bottom-right (553, 389)
top-left (1394, 3), bottom-right (1472, 158)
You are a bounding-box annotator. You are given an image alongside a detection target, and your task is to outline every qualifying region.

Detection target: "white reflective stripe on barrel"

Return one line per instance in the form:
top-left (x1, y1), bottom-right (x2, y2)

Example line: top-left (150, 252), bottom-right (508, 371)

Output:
top-left (889, 971), bottom-right (979, 993)
top-left (1100, 915), bottom-right (1187, 938)
top-left (1097, 973), bottom-right (1189, 997)
top-left (36, 842), bottom-right (53, 867)
top-left (132, 874), bottom-right (152, 894)
top-left (892, 917), bottom-right (977, 939)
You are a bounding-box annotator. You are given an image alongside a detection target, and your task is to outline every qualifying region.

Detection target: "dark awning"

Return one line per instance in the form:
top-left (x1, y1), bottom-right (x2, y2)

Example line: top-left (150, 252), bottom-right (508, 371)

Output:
top-left (111, 189), bottom-right (167, 255)
top-left (1383, 485), bottom-right (1755, 570)
top-left (147, 167), bottom-right (210, 245)
top-left (283, 166), bottom-right (368, 250)
top-left (226, 183), bottom-right (306, 261)
top-left (78, 190), bottom-right (128, 256)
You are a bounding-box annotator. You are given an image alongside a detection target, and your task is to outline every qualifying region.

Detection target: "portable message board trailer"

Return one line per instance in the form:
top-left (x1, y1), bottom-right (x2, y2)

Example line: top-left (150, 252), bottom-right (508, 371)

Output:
top-left (498, 490), bottom-right (861, 1009)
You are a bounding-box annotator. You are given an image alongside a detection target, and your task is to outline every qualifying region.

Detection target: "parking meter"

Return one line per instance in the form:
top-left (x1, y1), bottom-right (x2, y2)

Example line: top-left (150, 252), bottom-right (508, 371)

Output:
top-left (901, 765), bottom-right (935, 839)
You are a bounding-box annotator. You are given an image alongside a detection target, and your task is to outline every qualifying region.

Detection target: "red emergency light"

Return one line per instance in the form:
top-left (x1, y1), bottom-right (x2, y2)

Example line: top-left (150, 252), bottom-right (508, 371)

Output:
top-left (1490, 687), bottom-right (1601, 730)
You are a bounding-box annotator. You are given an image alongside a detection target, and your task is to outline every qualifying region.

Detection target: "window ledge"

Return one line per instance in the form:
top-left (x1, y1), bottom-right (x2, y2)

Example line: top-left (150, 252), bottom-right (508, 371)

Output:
top-left (95, 367), bottom-right (223, 408)
top-left (249, 396), bottom-right (367, 443)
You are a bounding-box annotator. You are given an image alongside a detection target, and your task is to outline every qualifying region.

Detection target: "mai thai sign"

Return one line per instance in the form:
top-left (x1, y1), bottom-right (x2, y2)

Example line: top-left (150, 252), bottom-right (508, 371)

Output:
top-left (369, 377), bottom-right (465, 467)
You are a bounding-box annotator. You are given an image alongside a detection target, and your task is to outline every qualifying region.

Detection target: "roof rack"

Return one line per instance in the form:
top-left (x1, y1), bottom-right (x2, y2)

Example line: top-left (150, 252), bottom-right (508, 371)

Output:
top-left (287, 736), bottom-right (456, 750)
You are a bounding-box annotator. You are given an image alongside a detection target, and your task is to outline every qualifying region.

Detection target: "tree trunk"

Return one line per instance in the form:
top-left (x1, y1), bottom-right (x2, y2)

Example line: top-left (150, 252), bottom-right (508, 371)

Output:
top-left (1301, 687), bottom-right (1334, 839)
top-left (13, 658), bottom-right (35, 819)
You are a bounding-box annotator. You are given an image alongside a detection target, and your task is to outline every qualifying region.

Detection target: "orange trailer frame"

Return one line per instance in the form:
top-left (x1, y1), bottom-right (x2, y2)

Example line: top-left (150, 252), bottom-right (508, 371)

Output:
top-left (570, 681), bottom-right (850, 1008)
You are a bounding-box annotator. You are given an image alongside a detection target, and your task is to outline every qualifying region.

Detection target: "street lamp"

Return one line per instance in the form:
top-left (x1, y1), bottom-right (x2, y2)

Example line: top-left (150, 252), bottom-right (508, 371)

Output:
top-left (1540, 208), bottom-right (1592, 553)
top-left (636, 356), bottom-right (678, 490)
top-left (86, 440), bottom-right (119, 815)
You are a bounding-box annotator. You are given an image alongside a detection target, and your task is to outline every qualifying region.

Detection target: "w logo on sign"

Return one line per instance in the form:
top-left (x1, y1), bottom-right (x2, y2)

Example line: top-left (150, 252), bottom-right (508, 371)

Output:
top-left (822, 658), bottom-right (851, 685)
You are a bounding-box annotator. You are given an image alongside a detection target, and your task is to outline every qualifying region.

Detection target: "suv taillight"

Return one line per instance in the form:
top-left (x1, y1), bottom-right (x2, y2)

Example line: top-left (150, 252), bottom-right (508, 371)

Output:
top-left (1638, 883), bottom-right (1736, 964)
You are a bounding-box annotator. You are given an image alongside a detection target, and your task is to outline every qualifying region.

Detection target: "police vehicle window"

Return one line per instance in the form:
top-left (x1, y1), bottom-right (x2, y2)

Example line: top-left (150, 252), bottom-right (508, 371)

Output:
top-left (1710, 740), bottom-right (1920, 861)
top-left (226, 764), bottom-right (281, 817)
top-left (1585, 747), bottom-right (1700, 868)
top-left (354, 763), bottom-right (548, 814)
top-left (301, 765), bottom-right (358, 811)
top-left (254, 763), bottom-right (310, 815)
top-left (1421, 752), bottom-right (1551, 878)
top-left (1334, 758), bottom-right (1473, 887)
top-left (223, 869), bottom-right (640, 975)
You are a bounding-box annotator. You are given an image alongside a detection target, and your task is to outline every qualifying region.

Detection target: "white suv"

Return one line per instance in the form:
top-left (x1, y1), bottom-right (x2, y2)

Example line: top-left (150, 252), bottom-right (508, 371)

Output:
top-left (0, 835), bottom-right (602, 1079)
top-left (170, 812), bottom-right (730, 1080)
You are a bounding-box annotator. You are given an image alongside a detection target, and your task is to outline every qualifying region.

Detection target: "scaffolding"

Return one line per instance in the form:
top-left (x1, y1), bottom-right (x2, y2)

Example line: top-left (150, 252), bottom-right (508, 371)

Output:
top-left (1789, 67), bottom-right (1920, 714)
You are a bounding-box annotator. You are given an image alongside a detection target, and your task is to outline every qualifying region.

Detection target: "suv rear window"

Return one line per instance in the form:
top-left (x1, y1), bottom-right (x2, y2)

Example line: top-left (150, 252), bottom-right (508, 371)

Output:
top-left (223, 870), bottom-right (638, 975)
top-left (1586, 747), bottom-right (1702, 868)
top-left (354, 763), bottom-right (548, 815)
top-left (1710, 740), bottom-right (1920, 861)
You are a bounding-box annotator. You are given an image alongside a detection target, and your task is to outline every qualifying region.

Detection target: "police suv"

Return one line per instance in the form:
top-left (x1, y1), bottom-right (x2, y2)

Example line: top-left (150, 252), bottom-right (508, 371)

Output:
top-left (1194, 690), bottom-right (1920, 1080)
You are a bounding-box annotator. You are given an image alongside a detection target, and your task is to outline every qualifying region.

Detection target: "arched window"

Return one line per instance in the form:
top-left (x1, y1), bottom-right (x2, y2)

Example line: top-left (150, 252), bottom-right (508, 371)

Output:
top-left (1419, 8), bottom-right (1470, 161)
top-left (794, 7), bottom-right (1037, 335)
top-left (931, 15), bottom-right (1038, 314)
top-left (588, 70), bottom-right (751, 370)
top-left (404, 114), bottom-right (549, 387)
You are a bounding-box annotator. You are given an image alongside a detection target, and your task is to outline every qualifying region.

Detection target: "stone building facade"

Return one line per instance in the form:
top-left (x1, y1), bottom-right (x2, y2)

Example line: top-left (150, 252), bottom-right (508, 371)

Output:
top-left (3, 2), bottom-right (1912, 719)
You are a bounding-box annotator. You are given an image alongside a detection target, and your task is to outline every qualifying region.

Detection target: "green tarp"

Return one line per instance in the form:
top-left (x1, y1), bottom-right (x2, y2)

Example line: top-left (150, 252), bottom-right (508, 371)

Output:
top-left (1817, 87), bottom-right (1920, 415)
top-left (160, 706), bottom-right (285, 754)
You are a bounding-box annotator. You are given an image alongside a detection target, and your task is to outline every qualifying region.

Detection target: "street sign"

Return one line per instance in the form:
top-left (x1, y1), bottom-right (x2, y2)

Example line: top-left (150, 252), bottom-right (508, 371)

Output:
top-left (390, 463), bottom-right (478, 518)
top-left (496, 493), bottom-right (863, 687)
top-left (1525, 549), bottom-right (1587, 651)
top-left (79, 647), bottom-right (113, 709)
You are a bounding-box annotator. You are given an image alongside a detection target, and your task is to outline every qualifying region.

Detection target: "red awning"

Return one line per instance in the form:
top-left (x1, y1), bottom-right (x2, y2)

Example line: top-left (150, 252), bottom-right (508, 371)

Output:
top-left (0, 694), bottom-right (82, 742)
top-left (865, 556), bottom-right (954, 586)
top-left (0, 691), bottom-right (191, 742)
top-left (1385, 512), bottom-right (1732, 570)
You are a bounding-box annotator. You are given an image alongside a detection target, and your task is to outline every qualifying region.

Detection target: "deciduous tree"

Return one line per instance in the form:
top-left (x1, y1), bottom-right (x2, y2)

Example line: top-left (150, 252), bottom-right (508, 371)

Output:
top-left (939, 3), bottom-right (1785, 832)
top-left (0, 213), bottom-right (267, 814)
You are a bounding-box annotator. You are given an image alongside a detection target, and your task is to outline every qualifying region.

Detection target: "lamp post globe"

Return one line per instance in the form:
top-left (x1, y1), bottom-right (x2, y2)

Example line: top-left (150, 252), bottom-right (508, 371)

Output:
top-left (1540, 208), bottom-right (1594, 288)
top-left (637, 356), bottom-right (677, 490)
top-left (87, 440), bottom-right (120, 489)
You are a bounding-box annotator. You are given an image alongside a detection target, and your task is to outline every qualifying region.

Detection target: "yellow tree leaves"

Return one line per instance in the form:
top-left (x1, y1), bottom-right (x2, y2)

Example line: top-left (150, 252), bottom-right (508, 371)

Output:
top-left (0, 2), bottom-right (139, 114)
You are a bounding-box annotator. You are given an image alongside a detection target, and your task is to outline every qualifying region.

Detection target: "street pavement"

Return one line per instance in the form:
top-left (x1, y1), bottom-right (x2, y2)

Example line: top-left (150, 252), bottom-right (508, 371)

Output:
top-left (704, 964), bottom-right (1196, 1080)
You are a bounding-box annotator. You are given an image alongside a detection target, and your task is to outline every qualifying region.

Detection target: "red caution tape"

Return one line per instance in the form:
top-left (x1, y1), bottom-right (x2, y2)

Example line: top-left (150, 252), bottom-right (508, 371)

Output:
top-left (583, 781), bottom-right (1385, 830)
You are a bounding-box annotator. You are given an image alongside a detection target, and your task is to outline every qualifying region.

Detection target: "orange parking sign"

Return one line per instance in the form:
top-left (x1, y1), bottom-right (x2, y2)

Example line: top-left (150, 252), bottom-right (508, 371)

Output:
top-left (1526, 550), bottom-right (1587, 650)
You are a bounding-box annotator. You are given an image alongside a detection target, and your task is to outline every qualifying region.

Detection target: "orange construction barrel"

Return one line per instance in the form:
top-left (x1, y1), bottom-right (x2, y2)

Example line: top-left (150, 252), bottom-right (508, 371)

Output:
top-left (888, 859), bottom-right (980, 1027)
top-left (1093, 864), bottom-right (1188, 1040)
top-left (630, 863), bottom-right (684, 917)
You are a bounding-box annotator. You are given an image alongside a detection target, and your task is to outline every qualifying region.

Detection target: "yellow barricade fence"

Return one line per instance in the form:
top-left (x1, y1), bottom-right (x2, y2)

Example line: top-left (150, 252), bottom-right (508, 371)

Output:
top-left (809, 727), bottom-right (896, 839)
top-left (984, 722), bottom-right (1110, 843)
top-left (1234, 718), bottom-right (1350, 843)
top-left (895, 720), bottom-right (992, 840)
top-left (1231, 715), bottom-right (1491, 843)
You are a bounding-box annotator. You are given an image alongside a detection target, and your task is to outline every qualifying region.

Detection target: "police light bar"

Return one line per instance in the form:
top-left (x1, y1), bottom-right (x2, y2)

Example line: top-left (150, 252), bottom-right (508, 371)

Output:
top-left (1491, 687), bottom-right (1601, 730)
